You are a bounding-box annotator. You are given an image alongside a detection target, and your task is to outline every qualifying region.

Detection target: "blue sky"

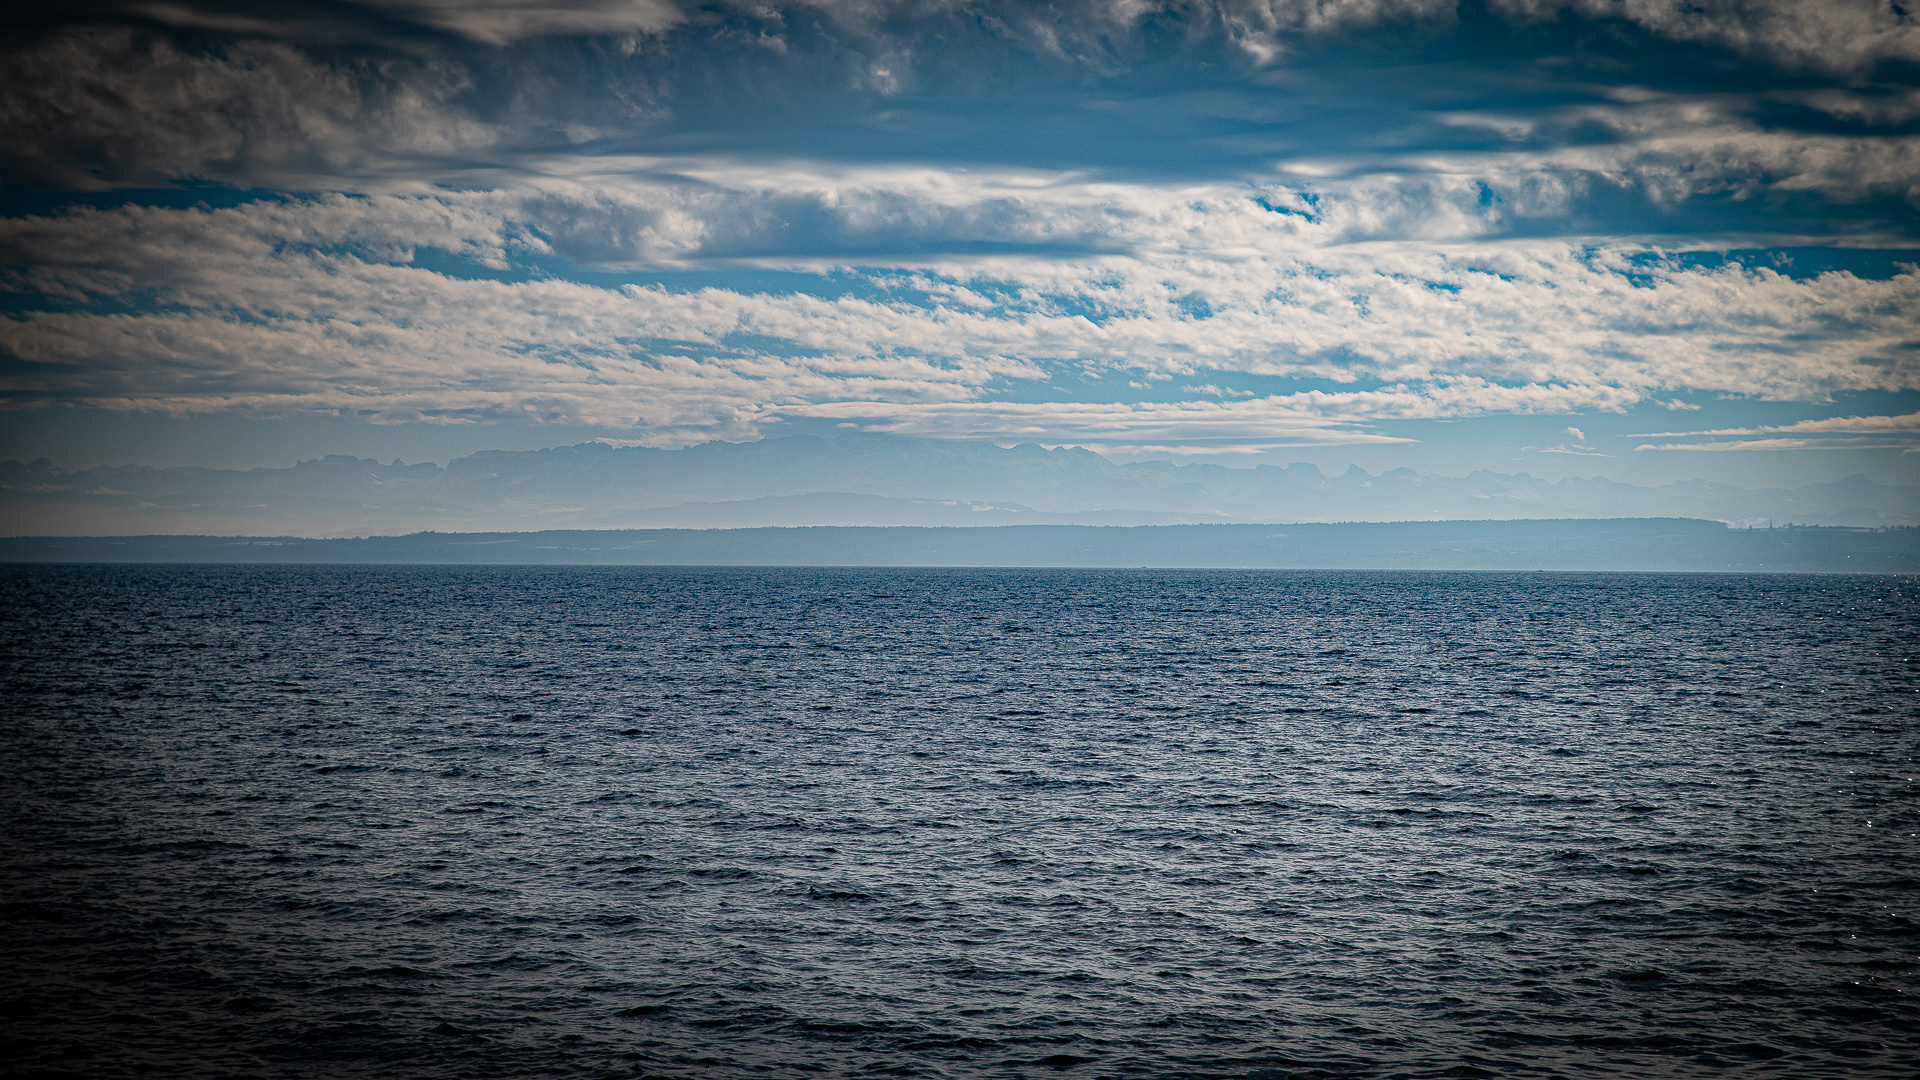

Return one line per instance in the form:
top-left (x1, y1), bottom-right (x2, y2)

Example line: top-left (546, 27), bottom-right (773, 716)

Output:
top-left (1, 0), bottom-right (1918, 487)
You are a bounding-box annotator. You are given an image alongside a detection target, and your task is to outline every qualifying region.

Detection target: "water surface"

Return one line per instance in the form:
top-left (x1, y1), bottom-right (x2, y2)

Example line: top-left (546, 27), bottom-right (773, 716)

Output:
top-left (2, 566), bottom-right (1915, 1078)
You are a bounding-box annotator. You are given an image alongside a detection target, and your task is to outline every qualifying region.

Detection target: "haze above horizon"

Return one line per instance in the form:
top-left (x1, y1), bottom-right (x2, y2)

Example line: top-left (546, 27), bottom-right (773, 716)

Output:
top-left (5, 433), bottom-right (1914, 536)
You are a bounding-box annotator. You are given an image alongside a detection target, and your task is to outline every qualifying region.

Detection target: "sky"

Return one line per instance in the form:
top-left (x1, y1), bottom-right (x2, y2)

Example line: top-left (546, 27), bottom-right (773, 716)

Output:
top-left (2, 0), bottom-right (1919, 489)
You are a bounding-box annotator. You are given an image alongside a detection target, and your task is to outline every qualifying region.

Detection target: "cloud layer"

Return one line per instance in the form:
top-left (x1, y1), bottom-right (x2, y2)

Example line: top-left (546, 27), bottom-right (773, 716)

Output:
top-left (3, 185), bottom-right (1914, 444)
top-left (2, 1), bottom-right (1916, 455)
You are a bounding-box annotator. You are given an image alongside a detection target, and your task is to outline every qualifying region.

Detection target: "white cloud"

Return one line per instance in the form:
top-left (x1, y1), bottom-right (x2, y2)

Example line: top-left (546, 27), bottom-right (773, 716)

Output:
top-left (775, 396), bottom-right (1422, 442)
top-left (1627, 411), bottom-right (1920, 437)
top-left (1200, 0), bottom-right (1456, 62)
top-left (1626, 411), bottom-right (1920, 453)
top-left (122, 0), bottom-right (688, 45)
top-left (1491, 0), bottom-right (1920, 72)
top-left (362, 1), bottom-right (687, 45)
top-left (2, 178), bottom-right (1915, 444)
top-left (1634, 437), bottom-right (1919, 451)
top-left (1431, 92), bottom-right (1920, 210)
top-left (1183, 383), bottom-right (1256, 397)
top-left (1068, 441), bottom-right (1309, 455)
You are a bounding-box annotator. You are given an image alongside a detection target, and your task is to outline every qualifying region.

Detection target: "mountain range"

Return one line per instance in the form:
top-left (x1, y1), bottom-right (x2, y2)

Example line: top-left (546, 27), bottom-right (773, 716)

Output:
top-left (2, 435), bottom-right (1913, 537)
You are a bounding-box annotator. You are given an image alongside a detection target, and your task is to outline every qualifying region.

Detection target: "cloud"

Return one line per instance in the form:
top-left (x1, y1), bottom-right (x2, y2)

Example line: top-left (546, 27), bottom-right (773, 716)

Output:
top-left (1626, 411), bottom-right (1920, 452)
top-left (4, 5), bottom-right (1918, 253)
top-left (781, 396), bottom-right (1424, 442)
top-left (0, 27), bottom-right (498, 189)
top-left (1634, 437), bottom-right (1919, 451)
top-left (1183, 383), bottom-right (1256, 397)
top-left (1067, 441), bottom-right (1308, 455)
top-left (1627, 411), bottom-right (1920, 437)
top-left (1535, 427), bottom-right (1606, 455)
top-left (2, 189), bottom-right (1915, 444)
top-left (1490, 0), bottom-right (1920, 73)
top-left (78, 0), bottom-right (689, 46)
top-left (120, 1), bottom-right (1454, 50)
top-left (361, 1), bottom-right (687, 46)
top-left (781, 379), bottom-right (1651, 443)
top-left (1197, 0), bottom-right (1457, 63)
top-left (1428, 91), bottom-right (1920, 215)
top-left (506, 142), bottom-right (1920, 262)
top-left (0, 1), bottom-right (1911, 479)
top-left (103, 1), bottom-right (1920, 71)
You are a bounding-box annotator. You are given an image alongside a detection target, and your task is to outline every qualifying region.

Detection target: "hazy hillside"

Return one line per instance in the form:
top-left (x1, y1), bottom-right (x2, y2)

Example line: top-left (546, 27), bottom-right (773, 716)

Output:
top-left (5, 521), bottom-right (1914, 573)
top-left (2, 434), bottom-right (1914, 536)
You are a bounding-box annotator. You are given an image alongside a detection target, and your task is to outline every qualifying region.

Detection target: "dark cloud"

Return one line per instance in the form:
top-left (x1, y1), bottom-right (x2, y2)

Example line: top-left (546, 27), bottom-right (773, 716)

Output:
top-left (0, 3), bottom-right (1911, 250)
top-left (0, 26), bottom-right (491, 188)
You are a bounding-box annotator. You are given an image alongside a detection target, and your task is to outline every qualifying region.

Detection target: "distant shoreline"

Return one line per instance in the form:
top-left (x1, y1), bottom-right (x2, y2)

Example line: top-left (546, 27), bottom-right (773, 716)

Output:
top-left (2, 520), bottom-right (1914, 573)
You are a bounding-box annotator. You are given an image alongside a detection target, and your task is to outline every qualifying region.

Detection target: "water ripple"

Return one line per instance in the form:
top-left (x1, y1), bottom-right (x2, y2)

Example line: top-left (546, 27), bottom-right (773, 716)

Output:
top-left (0, 566), bottom-right (1914, 1078)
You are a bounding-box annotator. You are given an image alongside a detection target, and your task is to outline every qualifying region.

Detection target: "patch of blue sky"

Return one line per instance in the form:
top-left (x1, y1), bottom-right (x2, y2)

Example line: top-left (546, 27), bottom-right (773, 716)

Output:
top-left (1251, 193), bottom-right (1319, 220)
top-left (1591, 190), bottom-right (1920, 247)
top-left (1651, 248), bottom-right (1920, 282)
top-left (1563, 245), bottom-right (1920, 289)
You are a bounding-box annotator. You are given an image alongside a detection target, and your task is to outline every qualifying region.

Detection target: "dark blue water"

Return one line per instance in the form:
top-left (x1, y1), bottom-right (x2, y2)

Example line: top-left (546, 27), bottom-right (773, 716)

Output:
top-left (1, 566), bottom-right (1915, 1079)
